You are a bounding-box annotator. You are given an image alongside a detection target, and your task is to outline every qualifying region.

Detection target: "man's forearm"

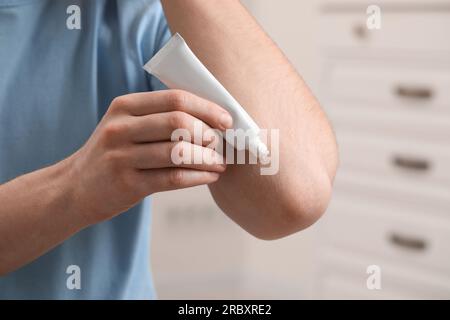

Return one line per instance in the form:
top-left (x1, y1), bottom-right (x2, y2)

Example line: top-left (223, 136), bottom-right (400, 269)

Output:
top-left (161, 0), bottom-right (338, 239)
top-left (0, 157), bottom-right (85, 275)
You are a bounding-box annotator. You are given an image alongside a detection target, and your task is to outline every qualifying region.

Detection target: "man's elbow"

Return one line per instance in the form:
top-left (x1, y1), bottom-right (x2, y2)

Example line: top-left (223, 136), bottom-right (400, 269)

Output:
top-left (250, 172), bottom-right (334, 241)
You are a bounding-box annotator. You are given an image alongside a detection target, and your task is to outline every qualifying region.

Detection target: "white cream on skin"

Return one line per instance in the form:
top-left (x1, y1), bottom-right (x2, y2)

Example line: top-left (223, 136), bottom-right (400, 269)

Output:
top-left (143, 33), bottom-right (269, 159)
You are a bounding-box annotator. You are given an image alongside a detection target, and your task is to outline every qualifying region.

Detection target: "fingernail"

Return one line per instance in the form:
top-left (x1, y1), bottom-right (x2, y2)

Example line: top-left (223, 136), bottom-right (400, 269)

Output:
top-left (219, 112), bottom-right (233, 130)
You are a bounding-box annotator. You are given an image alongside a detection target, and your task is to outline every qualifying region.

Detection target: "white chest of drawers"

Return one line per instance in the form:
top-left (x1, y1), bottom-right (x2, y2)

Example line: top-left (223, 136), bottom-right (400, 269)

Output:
top-left (314, 1), bottom-right (450, 299)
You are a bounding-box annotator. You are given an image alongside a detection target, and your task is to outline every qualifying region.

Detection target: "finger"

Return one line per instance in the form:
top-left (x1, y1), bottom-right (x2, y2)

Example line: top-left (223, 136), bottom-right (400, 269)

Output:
top-left (128, 111), bottom-right (223, 148)
top-left (129, 141), bottom-right (226, 172)
top-left (140, 168), bottom-right (221, 194)
top-left (118, 90), bottom-right (233, 131)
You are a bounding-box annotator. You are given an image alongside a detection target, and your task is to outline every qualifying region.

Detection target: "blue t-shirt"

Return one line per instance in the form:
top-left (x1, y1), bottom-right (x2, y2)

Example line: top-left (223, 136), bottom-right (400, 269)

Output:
top-left (0, 0), bottom-right (170, 299)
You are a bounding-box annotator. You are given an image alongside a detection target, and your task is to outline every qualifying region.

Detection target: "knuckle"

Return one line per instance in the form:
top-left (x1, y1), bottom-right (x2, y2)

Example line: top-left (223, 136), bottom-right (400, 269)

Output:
top-left (167, 90), bottom-right (188, 111)
top-left (168, 169), bottom-right (185, 186)
top-left (111, 95), bottom-right (130, 110)
top-left (169, 111), bottom-right (190, 130)
top-left (103, 121), bottom-right (130, 139)
top-left (104, 150), bottom-right (125, 167)
top-left (103, 123), bottom-right (120, 138)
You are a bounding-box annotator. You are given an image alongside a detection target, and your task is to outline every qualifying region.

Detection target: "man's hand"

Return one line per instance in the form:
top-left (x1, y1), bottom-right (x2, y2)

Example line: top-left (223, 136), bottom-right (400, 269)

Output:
top-left (69, 89), bottom-right (233, 225)
top-left (0, 89), bottom-right (233, 275)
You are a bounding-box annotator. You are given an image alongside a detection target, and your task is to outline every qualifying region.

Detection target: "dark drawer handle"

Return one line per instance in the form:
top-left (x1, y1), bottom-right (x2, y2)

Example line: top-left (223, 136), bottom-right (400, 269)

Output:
top-left (392, 156), bottom-right (431, 172)
top-left (389, 233), bottom-right (427, 252)
top-left (353, 24), bottom-right (368, 40)
top-left (395, 86), bottom-right (433, 100)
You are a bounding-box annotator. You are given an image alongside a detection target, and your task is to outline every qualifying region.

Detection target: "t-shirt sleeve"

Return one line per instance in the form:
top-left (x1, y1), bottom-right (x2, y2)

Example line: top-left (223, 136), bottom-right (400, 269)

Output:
top-left (117, 0), bottom-right (171, 92)
top-left (147, 11), bottom-right (171, 91)
top-left (135, 0), bottom-right (171, 91)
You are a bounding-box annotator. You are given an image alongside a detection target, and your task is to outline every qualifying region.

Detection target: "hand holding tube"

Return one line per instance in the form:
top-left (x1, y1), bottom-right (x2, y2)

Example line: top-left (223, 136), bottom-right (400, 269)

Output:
top-left (68, 90), bottom-right (232, 224)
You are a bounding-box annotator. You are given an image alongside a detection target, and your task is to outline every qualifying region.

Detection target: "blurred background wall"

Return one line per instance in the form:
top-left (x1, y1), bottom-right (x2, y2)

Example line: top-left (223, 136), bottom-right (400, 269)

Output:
top-left (151, 0), bottom-right (450, 299)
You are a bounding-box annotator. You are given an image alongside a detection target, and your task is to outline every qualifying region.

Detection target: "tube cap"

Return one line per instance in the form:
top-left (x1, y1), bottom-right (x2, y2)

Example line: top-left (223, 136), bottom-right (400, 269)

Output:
top-left (248, 137), bottom-right (269, 160)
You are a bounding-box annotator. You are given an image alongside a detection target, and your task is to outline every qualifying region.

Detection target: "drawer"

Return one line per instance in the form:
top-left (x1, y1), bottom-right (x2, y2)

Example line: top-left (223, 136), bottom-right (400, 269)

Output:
top-left (327, 102), bottom-right (450, 143)
top-left (320, 10), bottom-right (450, 54)
top-left (324, 62), bottom-right (450, 116)
top-left (315, 249), bottom-right (450, 299)
top-left (321, 62), bottom-right (450, 142)
top-left (333, 169), bottom-right (450, 217)
top-left (321, 194), bottom-right (450, 274)
top-left (337, 131), bottom-right (450, 189)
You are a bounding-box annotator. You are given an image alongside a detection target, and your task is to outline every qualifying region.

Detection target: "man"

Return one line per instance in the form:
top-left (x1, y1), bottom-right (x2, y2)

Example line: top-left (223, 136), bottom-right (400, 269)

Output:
top-left (0, 0), bottom-right (338, 299)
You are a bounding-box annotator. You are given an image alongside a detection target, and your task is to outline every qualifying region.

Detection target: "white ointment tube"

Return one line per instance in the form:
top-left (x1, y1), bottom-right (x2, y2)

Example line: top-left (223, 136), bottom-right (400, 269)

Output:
top-left (143, 33), bottom-right (269, 159)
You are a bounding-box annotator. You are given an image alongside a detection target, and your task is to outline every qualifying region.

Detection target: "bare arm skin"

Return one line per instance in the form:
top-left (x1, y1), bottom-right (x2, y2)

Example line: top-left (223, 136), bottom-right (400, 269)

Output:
top-left (161, 0), bottom-right (338, 239)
